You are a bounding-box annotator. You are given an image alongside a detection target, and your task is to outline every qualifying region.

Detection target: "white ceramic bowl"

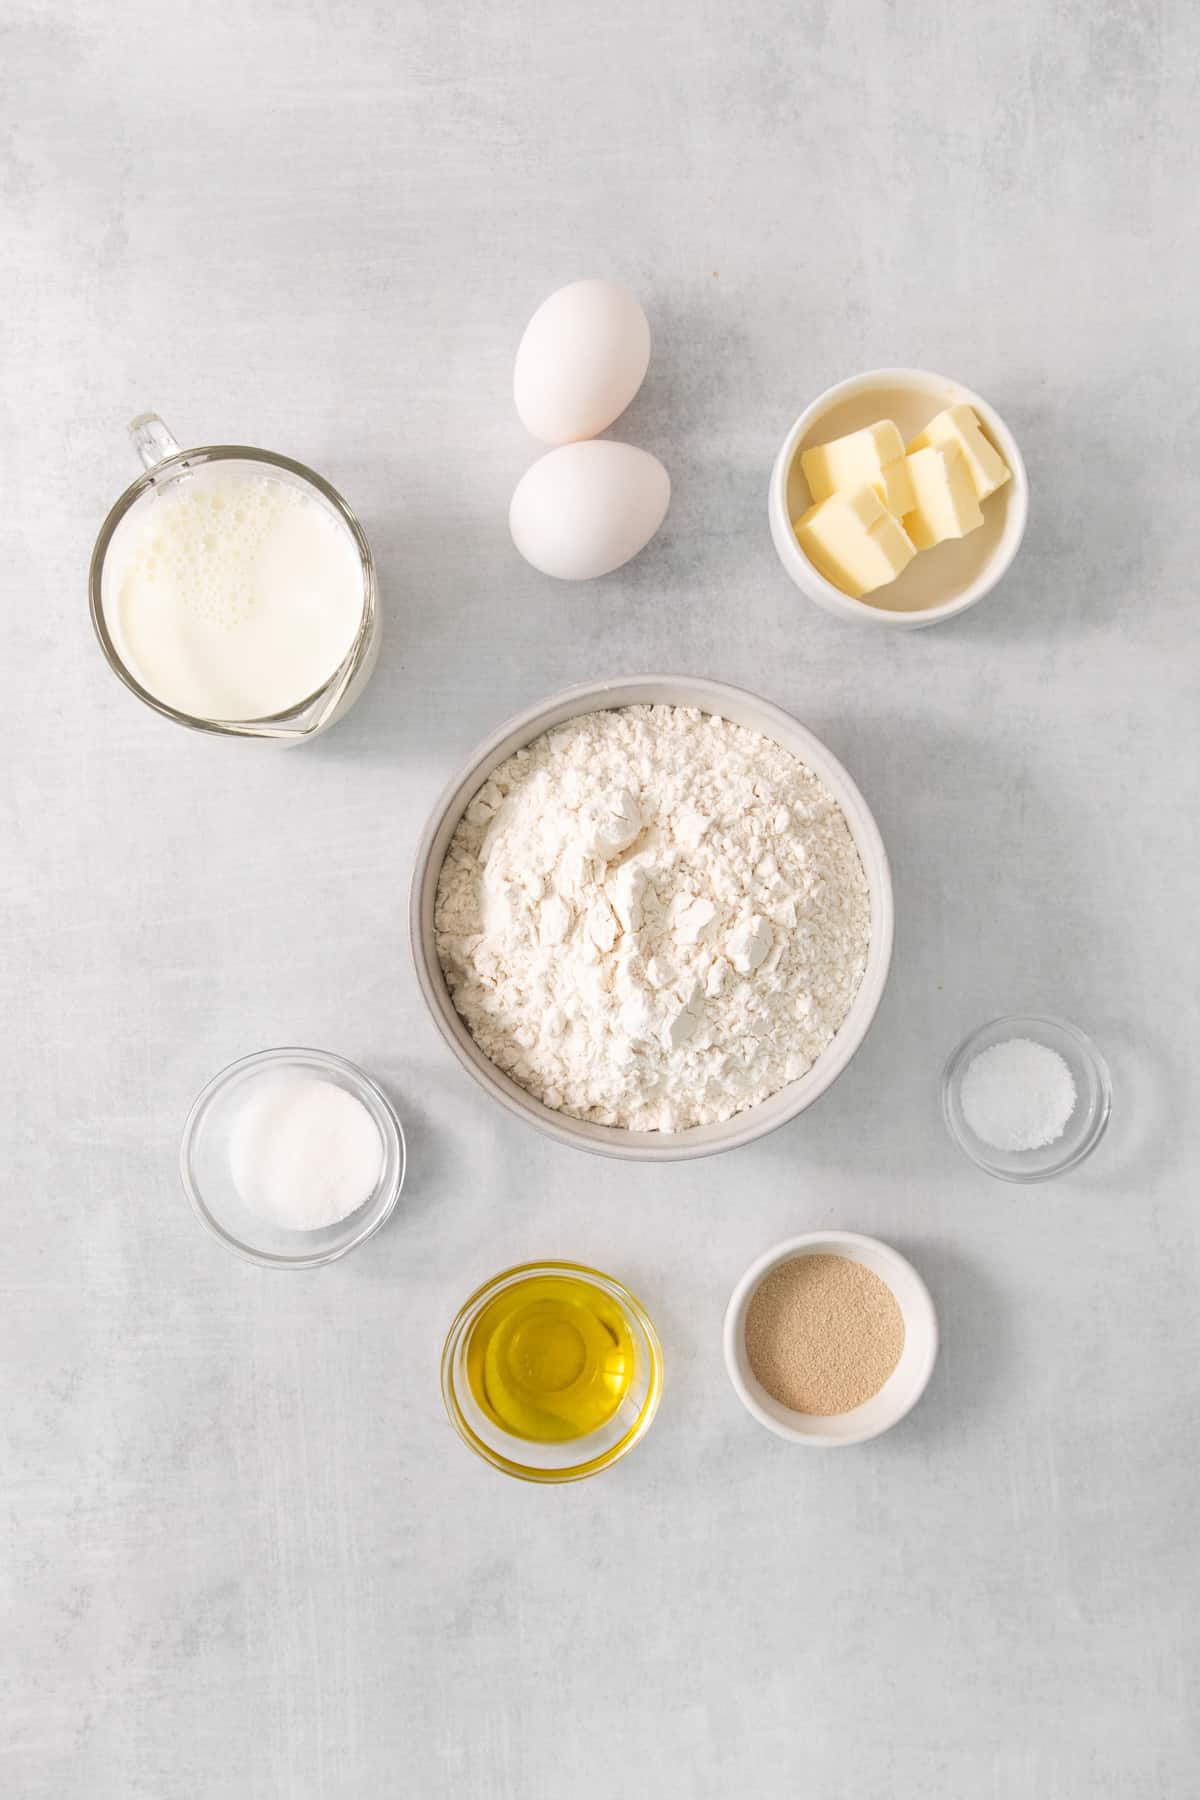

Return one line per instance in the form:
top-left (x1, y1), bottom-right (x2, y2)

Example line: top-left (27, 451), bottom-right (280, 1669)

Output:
top-left (410, 675), bottom-right (894, 1163)
top-left (768, 367), bottom-right (1028, 629)
top-left (723, 1231), bottom-right (939, 1445)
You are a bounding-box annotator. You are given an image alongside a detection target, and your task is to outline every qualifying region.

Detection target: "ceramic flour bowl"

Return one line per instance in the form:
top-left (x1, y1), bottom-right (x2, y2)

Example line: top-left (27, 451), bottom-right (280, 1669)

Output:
top-left (409, 675), bottom-right (894, 1163)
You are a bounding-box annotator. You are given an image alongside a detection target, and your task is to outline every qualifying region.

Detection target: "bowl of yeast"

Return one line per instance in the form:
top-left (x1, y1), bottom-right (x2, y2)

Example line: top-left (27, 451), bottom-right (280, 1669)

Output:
top-left (723, 1231), bottom-right (939, 1445)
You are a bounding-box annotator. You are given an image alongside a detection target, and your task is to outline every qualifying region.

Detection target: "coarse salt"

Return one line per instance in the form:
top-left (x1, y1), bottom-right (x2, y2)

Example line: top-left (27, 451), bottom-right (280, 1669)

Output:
top-left (960, 1037), bottom-right (1077, 1153)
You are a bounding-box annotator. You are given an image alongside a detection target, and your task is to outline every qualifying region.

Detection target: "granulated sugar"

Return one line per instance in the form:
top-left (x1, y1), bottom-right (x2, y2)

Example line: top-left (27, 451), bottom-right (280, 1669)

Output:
top-left (745, 1253), bottom-right (905, 1415)
top-left (228, 1071), bottom-right (383, 1231)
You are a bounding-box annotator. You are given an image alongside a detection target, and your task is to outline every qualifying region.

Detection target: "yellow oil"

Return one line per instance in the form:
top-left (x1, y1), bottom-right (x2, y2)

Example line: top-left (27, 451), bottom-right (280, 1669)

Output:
top-left (466, 1272), bottom-right (635, 1443)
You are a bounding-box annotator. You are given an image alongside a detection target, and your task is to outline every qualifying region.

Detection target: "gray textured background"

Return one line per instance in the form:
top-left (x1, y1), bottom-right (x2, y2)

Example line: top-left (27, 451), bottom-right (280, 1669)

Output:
top-left (4, 2), bottom-right (1199, 1795)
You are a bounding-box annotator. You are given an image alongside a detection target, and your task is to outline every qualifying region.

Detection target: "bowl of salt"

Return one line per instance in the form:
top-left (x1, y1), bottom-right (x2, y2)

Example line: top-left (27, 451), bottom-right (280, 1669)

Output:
top-left (942, 1015), bottom-right (1111, 1182)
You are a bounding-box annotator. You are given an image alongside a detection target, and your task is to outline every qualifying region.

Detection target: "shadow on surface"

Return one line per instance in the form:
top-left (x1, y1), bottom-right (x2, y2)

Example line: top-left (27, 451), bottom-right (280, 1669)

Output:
top-left (887, 1236), bottom-right (1016, 1445)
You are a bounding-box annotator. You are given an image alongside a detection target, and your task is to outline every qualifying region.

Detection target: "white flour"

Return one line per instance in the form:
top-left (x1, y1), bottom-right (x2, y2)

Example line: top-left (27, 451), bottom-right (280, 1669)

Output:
top-left (435, 705), bottom-right (871, 1131)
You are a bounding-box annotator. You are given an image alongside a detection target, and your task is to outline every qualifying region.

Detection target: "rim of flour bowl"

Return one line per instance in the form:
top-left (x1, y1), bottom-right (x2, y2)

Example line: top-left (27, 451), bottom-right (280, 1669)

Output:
top-left (409, 675), bottom-right (894, 1163)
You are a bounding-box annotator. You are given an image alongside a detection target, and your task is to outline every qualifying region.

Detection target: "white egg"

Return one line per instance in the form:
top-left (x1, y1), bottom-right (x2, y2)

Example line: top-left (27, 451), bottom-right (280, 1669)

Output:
top-left (509, 441), bottom-right (670, 581)
top-left (514, 279), bottom-right (651, 444)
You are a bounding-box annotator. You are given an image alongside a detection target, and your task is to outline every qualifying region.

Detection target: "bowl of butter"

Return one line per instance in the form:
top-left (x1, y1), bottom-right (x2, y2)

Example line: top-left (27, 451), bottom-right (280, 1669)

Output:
top-left (768, 367), bottom-right (1027, 628)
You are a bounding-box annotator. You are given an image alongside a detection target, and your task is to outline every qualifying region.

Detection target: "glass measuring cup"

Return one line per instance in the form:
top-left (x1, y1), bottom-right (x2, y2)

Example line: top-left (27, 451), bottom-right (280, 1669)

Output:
top-left (89, 415), bottom-right (380, 741)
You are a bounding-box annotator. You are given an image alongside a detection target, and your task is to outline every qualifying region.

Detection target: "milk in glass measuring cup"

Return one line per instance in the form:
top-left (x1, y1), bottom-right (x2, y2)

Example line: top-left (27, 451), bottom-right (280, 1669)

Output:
top-left (89, 416), bottom-right (379, 741)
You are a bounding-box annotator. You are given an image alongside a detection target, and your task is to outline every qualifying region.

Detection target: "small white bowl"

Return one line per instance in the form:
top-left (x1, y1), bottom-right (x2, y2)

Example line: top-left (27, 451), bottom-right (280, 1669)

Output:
top-left (723, 1231), bottom-right (938, 1445)
top-left (410, 675), bottom-right (893, 1163)
top-left (768, 367), bottom-right (1028, 629)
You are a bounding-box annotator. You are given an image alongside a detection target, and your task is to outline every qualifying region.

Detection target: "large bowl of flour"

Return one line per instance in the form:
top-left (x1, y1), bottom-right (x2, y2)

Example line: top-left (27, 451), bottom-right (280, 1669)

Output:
top-left (411, 677), bottom-right (893, 1162)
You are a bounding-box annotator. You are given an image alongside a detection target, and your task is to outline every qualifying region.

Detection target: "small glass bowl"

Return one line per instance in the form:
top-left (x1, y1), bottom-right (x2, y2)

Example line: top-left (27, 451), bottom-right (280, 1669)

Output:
top-left (441, 1261), bottom-right (664, 1484)
top-left (942, 1015), bottom-right (1111, 1183)
top-left (180, 1047), bottom-right (406, 1267)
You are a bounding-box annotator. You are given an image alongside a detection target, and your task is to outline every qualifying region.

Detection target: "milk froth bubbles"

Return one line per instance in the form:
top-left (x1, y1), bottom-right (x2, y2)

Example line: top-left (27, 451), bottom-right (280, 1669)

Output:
top-left (102, 461), bottom-right (366, 722)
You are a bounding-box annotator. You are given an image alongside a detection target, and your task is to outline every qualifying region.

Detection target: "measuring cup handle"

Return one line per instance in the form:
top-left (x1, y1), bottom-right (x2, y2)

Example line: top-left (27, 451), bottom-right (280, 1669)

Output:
top-left (128, 413), bottom-right (182, 472)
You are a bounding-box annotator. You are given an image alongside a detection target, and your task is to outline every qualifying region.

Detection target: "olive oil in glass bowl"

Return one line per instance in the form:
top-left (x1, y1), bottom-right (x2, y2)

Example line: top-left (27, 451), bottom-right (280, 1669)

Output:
top-left (441, 1262), bottom-right (663, 1483)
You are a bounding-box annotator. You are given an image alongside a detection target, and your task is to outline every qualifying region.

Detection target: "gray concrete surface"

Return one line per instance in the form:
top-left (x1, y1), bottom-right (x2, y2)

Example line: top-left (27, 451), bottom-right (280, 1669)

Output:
top-left (3, 1), bottom-right (1198, 1794)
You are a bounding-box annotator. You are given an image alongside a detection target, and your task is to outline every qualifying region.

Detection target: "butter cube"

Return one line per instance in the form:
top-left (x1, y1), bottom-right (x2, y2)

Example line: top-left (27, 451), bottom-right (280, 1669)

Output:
top-left (801, 420), bottom-right (915, 520)
top-left (794, 484), bottom-right (916, 599)
top-left (902, 444), bottom-right (983, 549)
top-left (907, 404), bottom-right (1011, 501)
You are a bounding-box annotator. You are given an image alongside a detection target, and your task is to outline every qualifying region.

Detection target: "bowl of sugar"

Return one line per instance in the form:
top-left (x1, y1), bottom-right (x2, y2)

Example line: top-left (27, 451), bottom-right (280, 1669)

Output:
top-left (180, 1047), bottom-right (406, 1267)
top-left (942, 1014), bottom-right (1111, 1182)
